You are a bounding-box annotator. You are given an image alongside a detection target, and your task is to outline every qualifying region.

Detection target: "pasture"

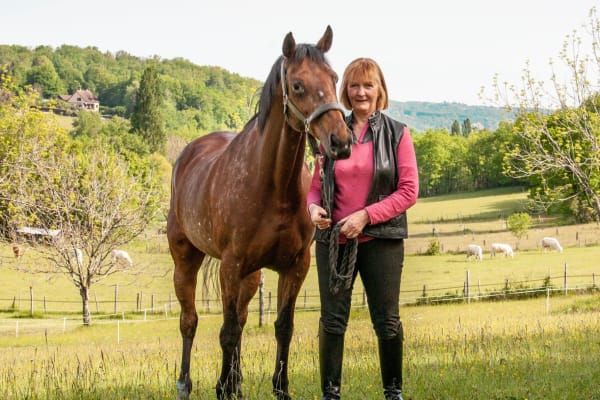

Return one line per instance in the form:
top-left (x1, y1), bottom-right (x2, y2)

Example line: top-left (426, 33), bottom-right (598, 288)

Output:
top-left (1, 186), bottom-right (600, 398)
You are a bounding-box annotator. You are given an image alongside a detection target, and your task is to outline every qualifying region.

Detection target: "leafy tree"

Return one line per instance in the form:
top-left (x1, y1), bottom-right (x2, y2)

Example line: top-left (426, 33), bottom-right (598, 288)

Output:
top-left (464, 123), bottom-right (517, 190)
top-left (25, 55), bottom-right (64, 98)
top-left (451, 119), bottom-right (461, 135)
top-left (487, 7), bottom-right (600, 222)
top-left (0, 73), bottom-right (163, 325)
top-left (130, 65), bottom-right (165, 153)
top-left (72, 110), bottom-right (103, 138)
top-left (462, 118), bottom-right (472, 136)
top-left (507, 212), bottom-right (531, 247)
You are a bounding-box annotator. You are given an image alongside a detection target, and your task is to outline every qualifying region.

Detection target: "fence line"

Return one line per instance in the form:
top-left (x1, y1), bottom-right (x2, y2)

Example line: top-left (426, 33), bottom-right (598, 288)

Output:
top-left (1, 283), bottom-right (597, 339)
top-left (1, 267), bottom-right (599, 335)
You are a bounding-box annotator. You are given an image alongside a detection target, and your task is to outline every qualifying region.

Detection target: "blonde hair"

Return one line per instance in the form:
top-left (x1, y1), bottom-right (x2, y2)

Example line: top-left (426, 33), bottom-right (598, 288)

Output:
top-left (340, 57), bottom-right (389, 111)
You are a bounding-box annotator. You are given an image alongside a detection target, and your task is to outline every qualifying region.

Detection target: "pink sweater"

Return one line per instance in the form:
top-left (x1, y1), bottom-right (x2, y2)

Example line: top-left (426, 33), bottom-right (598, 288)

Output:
top-left (307, 124), bottom-right (419, 238)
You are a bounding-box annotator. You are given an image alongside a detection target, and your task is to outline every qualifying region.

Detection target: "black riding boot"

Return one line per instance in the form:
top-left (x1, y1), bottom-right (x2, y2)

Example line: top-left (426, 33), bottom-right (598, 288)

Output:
top-left (378, 333), bottom-right (403, 400)
top-left (319, 323), bottom-right (344, 400)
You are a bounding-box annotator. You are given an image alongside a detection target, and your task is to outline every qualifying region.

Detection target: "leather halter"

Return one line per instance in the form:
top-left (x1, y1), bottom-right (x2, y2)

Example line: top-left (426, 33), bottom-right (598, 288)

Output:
top-left (280, 59), bottom-right (346, 136)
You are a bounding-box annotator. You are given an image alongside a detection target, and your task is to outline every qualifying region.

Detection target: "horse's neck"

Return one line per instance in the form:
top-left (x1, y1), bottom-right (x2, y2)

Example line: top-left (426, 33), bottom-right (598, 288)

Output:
top-left (258, 109), bottom-right (307, 202)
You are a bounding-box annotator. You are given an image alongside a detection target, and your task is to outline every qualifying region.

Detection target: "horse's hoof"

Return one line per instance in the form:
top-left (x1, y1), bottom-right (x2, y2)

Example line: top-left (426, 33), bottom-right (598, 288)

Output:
top-left (176, 380), bottom-right (190, 400)
top-left (273, 389), bottom-right (292, 400)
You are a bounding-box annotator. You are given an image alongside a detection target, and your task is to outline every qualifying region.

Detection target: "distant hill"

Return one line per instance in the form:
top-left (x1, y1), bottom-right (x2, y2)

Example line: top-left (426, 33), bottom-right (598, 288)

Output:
top-left (386, 100), bottom-right (515, 132)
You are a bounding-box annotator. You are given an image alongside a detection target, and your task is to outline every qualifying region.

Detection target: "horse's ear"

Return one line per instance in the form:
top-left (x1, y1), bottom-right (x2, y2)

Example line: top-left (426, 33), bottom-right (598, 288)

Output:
top-left (316, 25), bottom-right (333, 53)
top-left (282, 32), bottom-right (296, 58)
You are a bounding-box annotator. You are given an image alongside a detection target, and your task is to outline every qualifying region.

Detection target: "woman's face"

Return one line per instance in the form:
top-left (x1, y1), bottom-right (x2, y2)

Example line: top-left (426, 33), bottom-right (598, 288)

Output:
top-left (346, 74), bottom-right (379, 117)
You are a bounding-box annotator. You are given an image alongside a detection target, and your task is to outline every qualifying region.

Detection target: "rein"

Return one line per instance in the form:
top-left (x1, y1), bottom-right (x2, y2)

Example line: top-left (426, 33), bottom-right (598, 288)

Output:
top-left (280, 59), bottom-right (356, 295)
top-left (328, 223), bottom-right (358, 296)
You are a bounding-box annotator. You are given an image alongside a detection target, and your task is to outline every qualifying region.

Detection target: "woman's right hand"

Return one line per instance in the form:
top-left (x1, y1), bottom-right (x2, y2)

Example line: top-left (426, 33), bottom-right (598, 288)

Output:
top-left (309, 203), bottom-right (332, 230)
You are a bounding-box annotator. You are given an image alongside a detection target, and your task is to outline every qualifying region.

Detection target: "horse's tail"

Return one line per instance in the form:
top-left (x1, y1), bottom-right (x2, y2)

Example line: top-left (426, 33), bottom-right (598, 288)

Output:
top-left (200, 256), bottom-right (221, 302)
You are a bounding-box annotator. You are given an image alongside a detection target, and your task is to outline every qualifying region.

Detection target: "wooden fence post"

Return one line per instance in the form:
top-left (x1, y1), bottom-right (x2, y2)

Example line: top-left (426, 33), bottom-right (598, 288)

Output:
top-left (29, 286), bottom-right (33, 316)
top-left (564, 262), bottom-right (568, 295)
top-left (465, 270), bottom-right (470, 303)
top-left (114, 284), bottom-right (118, 314)
top-left (258, 271), bottom-right (264, 327)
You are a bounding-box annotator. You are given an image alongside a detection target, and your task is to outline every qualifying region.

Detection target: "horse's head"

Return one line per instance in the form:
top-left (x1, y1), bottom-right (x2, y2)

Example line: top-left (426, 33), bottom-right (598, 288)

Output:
top-left (280, 26), bottom-right (352, 160)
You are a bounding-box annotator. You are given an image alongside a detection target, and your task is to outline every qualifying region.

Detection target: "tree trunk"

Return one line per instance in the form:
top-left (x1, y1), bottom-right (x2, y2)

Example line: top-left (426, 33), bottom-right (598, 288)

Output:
top-left (80, 286), bottom-right (91, 326)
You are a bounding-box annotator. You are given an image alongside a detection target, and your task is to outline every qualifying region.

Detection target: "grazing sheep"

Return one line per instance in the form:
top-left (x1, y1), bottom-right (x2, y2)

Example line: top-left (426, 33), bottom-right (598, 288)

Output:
top-left (111, 249), bottom-right (133, 267)
top-left (466, 244), bottom-right (483, 261)
top-left (490, 243), bottom-right (514, 258)
top-left (541, 237), bottom-right (563, 253)
top-left (12, 244), bottom-right (22, 260)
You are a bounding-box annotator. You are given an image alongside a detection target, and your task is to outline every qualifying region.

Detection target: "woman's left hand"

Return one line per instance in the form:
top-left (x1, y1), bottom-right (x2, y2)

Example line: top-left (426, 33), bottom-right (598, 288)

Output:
top-left (339, 209), bottom-right (370, 239)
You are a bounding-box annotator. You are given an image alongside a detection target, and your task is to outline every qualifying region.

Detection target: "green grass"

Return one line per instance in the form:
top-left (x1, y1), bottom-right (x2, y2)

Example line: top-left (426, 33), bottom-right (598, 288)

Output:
top-left (0, 296), bottom-right (599, 399)
top-left (2, 188), bottom-right (600, 398)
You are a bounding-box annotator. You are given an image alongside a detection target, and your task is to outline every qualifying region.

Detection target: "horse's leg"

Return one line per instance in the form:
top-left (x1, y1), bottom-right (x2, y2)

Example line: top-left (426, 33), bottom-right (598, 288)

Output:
top-left (216, 259), bottom-right (260, 399)
top-left (170, 234), bottom-right (204, 400)
top-left (272, 250), bottom-right (311, 400)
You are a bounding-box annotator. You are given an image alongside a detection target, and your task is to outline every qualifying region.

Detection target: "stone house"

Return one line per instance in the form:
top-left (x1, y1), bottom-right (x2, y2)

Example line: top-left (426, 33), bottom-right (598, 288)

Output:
top-left (59, 89), bottom-right (100, 111)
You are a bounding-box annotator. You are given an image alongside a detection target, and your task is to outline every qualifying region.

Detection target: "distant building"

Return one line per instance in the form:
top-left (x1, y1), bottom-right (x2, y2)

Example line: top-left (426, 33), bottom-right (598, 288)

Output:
top-left (16, 226), bottom-right (61, 243)
top-left (59, 89), bottom-right (100, 111)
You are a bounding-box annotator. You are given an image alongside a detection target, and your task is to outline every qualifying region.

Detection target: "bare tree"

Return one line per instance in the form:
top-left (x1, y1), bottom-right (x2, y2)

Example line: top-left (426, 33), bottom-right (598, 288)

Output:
top-left (9, 149), bottom-right (162, 325)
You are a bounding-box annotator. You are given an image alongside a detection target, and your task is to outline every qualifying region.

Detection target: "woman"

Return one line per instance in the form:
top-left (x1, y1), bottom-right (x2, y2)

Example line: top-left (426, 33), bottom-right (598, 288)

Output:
top-left (308, 58), bottom-right (419, 400)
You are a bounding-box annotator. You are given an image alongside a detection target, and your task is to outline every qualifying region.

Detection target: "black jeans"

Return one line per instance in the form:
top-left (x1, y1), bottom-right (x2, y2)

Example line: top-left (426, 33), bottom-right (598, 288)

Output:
top-left (316, 238), bottom-right (404, 338)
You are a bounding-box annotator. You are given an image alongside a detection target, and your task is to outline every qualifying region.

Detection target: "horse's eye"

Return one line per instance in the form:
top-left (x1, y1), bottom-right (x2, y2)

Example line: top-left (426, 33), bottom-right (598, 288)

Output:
top-left (292, 81), bottom-right (304, 94)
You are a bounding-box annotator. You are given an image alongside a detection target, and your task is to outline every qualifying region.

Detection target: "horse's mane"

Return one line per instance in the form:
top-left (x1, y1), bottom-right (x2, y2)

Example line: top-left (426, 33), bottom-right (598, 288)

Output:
top-left (249, 43), bottom-right (333, 133)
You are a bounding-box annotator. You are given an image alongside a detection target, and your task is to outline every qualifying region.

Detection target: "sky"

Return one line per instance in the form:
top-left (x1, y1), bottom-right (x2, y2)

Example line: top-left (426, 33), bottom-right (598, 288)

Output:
top-left (1, 0), bottom-right (598, 106)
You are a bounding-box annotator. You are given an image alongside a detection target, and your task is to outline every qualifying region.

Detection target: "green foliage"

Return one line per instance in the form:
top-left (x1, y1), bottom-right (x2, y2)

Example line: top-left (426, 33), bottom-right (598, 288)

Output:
top-left (0, 44), bottom-right (263, 142)
top-left (462, 118), bottom-right (472, 136)
top-left (413, 128), bottom-right (515, 197)
top-left (496, 8), bottom-right (600, 222)
top-left (130, 65), bottom-right (165, 153)
top-left (451, 119), bottom-right (461, 135)
top-left (426, 238), bottom-right (441, 255)
top-left (507, 212), bottom-right (531, 240)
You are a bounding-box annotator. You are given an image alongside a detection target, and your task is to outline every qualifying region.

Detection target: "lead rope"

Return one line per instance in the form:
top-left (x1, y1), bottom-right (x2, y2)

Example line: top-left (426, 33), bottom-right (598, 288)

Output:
top-left (328, 223), bottom-right (358, 296)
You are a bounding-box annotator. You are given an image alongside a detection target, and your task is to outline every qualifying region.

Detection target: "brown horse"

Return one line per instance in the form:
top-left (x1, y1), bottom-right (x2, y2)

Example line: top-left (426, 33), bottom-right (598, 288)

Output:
top-left (167, 26), bottom-right (352, 400)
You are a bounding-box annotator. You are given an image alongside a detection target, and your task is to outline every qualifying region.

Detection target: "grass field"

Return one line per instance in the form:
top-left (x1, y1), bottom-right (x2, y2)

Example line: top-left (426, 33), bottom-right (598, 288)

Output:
top-left (1, 187), bottom-right (600, 399)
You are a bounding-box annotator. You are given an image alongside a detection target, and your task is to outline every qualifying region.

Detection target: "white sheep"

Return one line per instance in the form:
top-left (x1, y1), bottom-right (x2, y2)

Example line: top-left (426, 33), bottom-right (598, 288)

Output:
top-left (111, 249), bottom-right (133, 267)
top-left (541, 237), bottom-right (563, 253)
top-left (490, 243), bottom-right (514, 258)
top-left (466, 244), bottom-right (483, 261)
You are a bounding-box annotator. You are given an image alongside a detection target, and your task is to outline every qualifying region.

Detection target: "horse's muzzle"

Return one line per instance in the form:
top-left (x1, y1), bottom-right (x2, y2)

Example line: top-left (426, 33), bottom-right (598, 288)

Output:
top-left (328, 133), bottom-right (352, 160)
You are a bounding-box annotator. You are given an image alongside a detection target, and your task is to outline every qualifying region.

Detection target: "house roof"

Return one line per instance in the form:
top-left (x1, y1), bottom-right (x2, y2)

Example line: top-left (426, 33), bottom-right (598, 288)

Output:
top-left (60, 89), bottom-right (99, 103)
top-left (17, 226), bottom-right (61, 237)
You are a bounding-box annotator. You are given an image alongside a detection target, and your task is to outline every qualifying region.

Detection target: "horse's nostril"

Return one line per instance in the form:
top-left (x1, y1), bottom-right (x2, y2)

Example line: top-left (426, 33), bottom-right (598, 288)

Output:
top-left (329, 134), bottom-right (352, 160)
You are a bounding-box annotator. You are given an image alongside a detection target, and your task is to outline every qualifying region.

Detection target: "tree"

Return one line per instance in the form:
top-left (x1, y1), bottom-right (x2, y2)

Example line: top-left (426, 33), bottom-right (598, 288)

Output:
top-left (0, 73), bottom-right (164, 325)
top-left (25, 55), bottom-right (64, 98)
top-left (130, 65), bottom-right (165, 153)
top-left (486, 7), bottom-right (600, 222)
top-left (451, 119), bottom-right (461, 136)
top-left (507, 212), bottom-right (531, 248)
top-left (462, 118), bottom-right (472, 136)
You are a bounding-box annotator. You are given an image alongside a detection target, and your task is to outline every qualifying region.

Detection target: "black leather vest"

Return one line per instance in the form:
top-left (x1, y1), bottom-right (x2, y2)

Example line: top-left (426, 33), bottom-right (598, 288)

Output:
top-left (315, 111), bottom-right (408, 244)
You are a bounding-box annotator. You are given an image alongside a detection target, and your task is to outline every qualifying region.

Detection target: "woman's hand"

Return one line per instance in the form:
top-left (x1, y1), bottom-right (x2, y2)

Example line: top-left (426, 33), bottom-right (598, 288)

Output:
top-left (339, 209), bottom-right (370, 239)
top-left (309, 203), bottom-right (332, 230)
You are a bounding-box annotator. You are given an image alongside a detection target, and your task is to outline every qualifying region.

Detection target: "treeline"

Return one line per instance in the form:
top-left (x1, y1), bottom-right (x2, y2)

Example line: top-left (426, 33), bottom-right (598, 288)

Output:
top-left (411, 122), bottom-right (520, 197)
top-left (0, 44), bottom-right (262, 142)
top-left (0, 43), bottom-right (525, 201)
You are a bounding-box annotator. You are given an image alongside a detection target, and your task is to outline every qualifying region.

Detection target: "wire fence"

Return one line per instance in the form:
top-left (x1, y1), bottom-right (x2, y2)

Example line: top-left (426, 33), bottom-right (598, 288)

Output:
top-left (1, 261), bottom-right (599, 336)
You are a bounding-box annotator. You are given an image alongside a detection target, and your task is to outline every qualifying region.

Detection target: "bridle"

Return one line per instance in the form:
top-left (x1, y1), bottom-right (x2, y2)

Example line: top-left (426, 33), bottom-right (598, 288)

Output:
top-left (280, 60), bottom-right (357, 289)
top-left (280, 59), bottom-right (346, 137)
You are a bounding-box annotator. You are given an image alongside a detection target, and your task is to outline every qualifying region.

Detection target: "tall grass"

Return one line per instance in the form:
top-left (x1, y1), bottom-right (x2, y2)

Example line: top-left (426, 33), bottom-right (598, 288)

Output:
top-left (0, 295), bottom-right (599, 399)
top-left (2, 188), bottom-right (600, 398)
